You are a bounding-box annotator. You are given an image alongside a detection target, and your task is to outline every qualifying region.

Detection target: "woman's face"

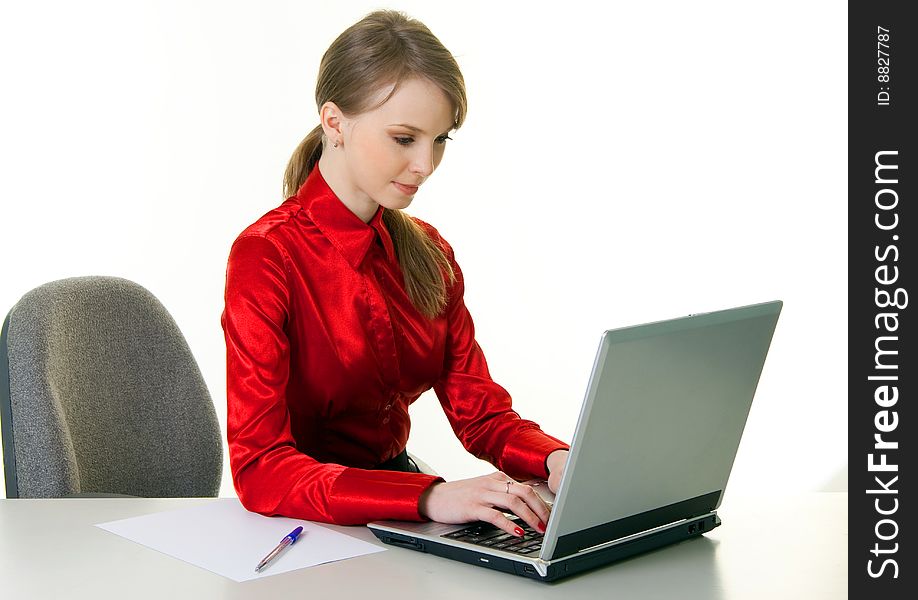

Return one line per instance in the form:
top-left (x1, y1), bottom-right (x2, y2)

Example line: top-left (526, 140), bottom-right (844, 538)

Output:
top-left (331, 78), bottom-right (456, 216)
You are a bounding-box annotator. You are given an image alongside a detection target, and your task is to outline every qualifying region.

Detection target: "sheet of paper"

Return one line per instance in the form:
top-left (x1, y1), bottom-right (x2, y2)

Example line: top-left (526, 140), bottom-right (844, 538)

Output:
top-left (96, 498), bottom-right (385, 582)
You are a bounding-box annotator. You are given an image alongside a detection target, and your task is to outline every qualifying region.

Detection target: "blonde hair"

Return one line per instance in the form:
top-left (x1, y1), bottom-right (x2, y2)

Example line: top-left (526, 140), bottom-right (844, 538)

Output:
top-left (283, 10), bottom-right (467, 319)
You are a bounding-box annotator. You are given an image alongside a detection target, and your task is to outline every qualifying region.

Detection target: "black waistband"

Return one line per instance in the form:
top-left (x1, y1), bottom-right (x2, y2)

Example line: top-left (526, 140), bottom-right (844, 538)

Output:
top-left (374, 449), bottom-right (418, 473)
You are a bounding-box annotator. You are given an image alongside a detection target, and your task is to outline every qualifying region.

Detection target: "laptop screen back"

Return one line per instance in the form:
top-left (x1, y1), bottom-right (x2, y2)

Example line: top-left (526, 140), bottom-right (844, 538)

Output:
top-left (543, 301), bottom-right (782, 556)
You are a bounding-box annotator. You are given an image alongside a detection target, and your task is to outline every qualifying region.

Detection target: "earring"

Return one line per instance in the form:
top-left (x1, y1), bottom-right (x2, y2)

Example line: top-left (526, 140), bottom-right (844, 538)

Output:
top-left (333, 139), bottom-right (340, 148)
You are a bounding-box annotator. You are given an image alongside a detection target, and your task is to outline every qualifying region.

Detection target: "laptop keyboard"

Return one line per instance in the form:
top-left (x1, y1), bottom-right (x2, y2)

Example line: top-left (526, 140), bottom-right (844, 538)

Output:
top-left (441, 519), bottom-right (543, 555)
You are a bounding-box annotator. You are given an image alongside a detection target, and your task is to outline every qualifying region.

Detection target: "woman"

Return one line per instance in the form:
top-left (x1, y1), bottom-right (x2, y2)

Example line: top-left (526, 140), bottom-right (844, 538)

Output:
top-left (222, 9), bottom-right (569, 539)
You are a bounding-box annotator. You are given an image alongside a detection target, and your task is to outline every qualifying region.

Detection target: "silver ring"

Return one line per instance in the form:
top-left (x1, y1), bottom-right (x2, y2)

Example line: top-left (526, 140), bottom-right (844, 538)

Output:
top-left (505, 480), bottom-right (513, 494)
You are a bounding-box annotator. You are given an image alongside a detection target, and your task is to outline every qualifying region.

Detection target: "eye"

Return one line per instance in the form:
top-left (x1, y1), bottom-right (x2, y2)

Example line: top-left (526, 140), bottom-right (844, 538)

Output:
top-left (393, 135), bottom-right (453, 146)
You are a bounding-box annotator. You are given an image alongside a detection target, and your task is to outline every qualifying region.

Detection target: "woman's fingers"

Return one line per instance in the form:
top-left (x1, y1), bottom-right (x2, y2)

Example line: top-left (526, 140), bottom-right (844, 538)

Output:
top-left (484, 476), bottom-right (549, 534)
top-left (478, 506), bottom-right (527, 538)
top-left (483, 491), bottom-right (544, 535)
top-left (419, 472), bottom-right (552, 537)
top-left (506, 480), bottom-right (551, 526)
top-left (497, 475), bottom-right (550, 522)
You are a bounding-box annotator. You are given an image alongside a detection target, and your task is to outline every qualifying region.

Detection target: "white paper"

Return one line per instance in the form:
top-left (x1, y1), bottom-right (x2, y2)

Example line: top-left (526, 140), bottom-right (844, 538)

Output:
top-left (96, 498), bottom-right (385, 581)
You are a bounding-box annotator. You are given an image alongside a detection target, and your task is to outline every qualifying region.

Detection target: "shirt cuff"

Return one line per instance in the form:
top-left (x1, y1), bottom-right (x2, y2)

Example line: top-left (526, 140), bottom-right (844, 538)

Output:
top-left (500, 428), bottom-right (570, 480)
top-left (328, 467), bottom-right (443, 525)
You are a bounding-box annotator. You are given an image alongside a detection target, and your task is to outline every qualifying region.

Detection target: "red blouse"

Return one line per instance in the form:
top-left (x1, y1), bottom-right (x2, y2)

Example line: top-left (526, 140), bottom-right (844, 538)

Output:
top-left (222, 164), bottom-right (568, 525)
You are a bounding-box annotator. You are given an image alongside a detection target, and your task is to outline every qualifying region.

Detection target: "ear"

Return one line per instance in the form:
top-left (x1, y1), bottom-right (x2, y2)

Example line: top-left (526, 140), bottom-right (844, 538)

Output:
top-left (319, 101), bottom-right (345, 143)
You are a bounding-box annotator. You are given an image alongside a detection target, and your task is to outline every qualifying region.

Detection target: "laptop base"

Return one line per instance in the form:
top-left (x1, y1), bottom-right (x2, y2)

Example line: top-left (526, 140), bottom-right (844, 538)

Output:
top-left (371, 513), bottom-right (721, 582)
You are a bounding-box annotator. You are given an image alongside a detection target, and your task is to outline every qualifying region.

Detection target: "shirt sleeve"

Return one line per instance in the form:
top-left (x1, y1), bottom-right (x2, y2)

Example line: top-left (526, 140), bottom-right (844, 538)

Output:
top-left (431, 237), bottom-right (570, 481)
top-left (222, 234), bottom-right (441, 525)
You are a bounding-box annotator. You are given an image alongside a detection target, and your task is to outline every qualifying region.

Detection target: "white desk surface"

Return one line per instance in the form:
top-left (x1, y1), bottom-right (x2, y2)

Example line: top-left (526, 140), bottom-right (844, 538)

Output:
top-left (0, 492), bottom-right (846, 599)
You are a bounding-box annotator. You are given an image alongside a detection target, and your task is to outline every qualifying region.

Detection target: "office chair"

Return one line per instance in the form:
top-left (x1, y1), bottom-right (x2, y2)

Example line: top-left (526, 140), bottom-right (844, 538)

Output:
top-left (0, 276), bottom-right (222, 498)
top-left (407, 452), bottom-right (438, 476)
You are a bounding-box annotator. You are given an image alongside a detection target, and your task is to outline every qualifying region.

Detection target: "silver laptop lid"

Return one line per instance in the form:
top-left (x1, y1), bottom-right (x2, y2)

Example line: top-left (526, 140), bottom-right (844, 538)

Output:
top-left (541, 301), bottom-right (782, 559)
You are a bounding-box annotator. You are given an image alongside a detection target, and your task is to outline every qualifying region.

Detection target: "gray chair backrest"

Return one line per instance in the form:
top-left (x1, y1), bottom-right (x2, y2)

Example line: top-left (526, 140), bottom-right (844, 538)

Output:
top-left (0, 276), bottom-right (222, 498)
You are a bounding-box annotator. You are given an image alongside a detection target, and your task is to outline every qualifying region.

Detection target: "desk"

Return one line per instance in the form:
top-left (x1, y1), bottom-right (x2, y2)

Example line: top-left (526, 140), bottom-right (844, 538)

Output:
top-left (0, 492), bottom-right (846, 599)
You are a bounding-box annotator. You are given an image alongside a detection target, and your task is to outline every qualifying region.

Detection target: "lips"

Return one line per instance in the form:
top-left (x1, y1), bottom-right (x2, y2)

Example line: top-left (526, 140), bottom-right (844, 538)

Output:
top-left (393, 181), bottom-right (419, 195)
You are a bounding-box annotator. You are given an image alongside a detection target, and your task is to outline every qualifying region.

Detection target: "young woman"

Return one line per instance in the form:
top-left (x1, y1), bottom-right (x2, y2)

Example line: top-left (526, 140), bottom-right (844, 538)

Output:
top-left (222, 9), bottom-right (569, 540)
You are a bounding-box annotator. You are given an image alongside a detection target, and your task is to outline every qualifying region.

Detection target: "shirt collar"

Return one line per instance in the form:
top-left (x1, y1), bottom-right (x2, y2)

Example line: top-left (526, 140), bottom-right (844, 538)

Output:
top-left (295, 163), bottom-right (397, 269)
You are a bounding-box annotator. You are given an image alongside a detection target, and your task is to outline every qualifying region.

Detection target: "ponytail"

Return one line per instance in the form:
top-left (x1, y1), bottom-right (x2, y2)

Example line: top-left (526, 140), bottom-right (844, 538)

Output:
top-left (282, 124), bottom-right (324, 199)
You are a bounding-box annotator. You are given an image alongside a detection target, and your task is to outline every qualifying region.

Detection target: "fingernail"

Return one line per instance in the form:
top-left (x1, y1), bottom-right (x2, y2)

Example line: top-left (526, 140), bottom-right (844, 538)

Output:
top-left (537, 521), bottom-right (546, 533)
top-left (514, 526), bottom-right (525, 537)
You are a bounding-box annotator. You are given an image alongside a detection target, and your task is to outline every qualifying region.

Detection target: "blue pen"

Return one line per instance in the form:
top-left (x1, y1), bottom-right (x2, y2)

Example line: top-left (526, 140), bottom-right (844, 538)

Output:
top-left (255, 526), bottom-right (304, 572)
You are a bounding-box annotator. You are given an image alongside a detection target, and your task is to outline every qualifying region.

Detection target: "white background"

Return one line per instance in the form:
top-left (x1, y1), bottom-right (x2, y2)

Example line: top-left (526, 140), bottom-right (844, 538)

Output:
top-left (0, 0), bottom-right (847, 498)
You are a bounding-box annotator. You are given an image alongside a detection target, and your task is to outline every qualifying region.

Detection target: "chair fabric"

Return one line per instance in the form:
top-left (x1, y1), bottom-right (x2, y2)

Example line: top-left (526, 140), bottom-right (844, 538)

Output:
top-left (0, 276), bottom-right (222, 498)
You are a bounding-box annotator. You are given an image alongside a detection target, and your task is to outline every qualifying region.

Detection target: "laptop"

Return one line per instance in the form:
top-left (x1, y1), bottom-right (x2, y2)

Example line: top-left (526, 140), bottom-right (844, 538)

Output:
top-left (369, 300), bottom-right (782, 581)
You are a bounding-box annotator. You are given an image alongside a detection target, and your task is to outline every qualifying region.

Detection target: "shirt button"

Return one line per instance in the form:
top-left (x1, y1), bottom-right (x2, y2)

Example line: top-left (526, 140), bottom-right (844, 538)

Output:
top-left (382, 416), bottom-right (390, 424)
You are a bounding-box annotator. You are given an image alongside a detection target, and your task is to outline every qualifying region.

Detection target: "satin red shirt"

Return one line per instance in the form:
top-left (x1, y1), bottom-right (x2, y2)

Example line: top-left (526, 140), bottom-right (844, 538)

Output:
top-left (222, 164), bottom-right (568, 525)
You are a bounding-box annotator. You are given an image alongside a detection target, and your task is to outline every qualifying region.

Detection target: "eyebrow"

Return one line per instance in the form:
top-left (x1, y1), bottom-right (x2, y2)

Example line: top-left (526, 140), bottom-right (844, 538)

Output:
top-left (387, 123), bottom-right (453, 135)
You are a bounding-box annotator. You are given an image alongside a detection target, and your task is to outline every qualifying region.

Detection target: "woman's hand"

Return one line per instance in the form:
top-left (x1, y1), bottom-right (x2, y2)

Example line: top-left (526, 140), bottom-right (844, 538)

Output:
top-left (418, 471), bottom-right (551, 538)
top-left (546, 449), bottom-right (569, 494)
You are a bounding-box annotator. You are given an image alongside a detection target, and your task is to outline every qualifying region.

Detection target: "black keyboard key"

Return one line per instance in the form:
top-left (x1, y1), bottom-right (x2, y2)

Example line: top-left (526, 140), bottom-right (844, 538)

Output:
top-left (442, 521), bottom-right (545, 555)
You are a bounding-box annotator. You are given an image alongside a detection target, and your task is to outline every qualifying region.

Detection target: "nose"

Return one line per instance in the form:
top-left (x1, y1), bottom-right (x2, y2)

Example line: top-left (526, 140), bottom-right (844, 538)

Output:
top-left (409, 144), bottom-right (436, 178)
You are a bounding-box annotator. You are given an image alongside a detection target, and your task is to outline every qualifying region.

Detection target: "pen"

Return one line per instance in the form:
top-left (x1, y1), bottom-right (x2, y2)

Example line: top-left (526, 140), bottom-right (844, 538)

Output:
top-left (255, 526), bottom-right (304, 573)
